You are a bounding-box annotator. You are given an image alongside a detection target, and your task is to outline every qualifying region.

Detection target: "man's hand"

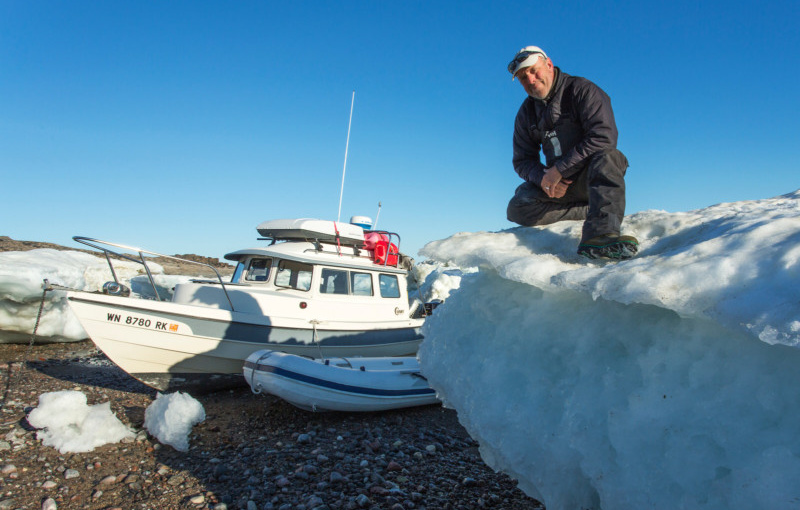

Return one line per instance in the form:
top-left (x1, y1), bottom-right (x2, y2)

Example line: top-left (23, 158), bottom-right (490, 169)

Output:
top-left (541, 168), bottom-right (571, 198)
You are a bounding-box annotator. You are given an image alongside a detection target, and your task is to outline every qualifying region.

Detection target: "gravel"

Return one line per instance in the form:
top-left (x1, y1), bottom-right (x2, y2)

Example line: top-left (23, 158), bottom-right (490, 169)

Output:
top-left (0, 341), bottom-right (543, 510)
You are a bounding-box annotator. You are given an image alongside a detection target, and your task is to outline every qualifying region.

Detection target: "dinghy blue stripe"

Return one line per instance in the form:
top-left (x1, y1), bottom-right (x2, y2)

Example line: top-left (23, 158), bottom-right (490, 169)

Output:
top-left (250, 363), bottom-right (435, 397)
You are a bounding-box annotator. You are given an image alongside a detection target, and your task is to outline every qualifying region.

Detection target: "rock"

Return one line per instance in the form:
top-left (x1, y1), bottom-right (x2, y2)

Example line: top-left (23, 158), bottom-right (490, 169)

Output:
top-left (306, 495), bottom-right (324, 507)
top-left (189, 493), bottom-right (205, 505)
top-left (64, 468), bottom-right (80, 479)
top-left (99, 475), bottom-right (117, 485)
top-left (41, 498), bottom-right (57, 510)
top-left (369, 485), bottom-right (389, 496)
top-left (0, 465), bottom-right (16, 474)
top-left (167, 475), bottom-right (185, 486)
top-left (386, 461), bottom-right (402, 472)
top-left (42, 480), bottom-right (58, 489)
top-left (355, 494), bottom-right (371, 508)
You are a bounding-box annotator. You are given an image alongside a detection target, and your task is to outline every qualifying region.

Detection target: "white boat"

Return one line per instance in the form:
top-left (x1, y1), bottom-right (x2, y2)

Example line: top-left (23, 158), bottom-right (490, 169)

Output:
top-left (66, 218), bottom-right (434, 392)
top-left (243, 349), bottom-right (439, 412)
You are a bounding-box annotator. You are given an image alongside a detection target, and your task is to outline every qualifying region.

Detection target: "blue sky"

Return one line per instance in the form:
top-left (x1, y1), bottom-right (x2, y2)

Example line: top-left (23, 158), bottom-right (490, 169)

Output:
top-left (2, 0), bottom-right (798, 260)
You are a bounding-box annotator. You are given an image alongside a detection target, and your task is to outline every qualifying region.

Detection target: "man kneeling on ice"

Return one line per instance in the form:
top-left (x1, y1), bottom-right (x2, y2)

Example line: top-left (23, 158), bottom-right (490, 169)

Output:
top-left (506, 45), bottom-right (638, 260)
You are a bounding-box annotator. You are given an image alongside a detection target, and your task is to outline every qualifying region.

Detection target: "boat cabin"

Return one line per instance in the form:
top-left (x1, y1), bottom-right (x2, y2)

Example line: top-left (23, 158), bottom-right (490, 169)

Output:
top-left (171, 219), bottom-right (423, 323)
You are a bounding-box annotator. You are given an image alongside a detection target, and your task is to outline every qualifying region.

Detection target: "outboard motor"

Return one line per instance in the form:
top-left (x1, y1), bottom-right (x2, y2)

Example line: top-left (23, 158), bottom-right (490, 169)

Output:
top-left (424, 299), bottom-right (443, 316)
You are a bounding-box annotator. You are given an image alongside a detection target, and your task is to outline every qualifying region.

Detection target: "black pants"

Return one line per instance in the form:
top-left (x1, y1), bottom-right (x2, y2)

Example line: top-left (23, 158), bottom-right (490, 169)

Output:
top-left (506, 148), bottom-right (629, 242)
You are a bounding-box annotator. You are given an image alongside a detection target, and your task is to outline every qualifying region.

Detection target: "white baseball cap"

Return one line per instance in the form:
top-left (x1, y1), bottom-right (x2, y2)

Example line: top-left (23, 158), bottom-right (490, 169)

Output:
top-left (508, 46), bottom-right (548, 79)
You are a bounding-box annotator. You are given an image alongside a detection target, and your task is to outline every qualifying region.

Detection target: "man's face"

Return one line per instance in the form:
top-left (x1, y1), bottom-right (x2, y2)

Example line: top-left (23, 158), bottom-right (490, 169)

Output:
top-left (517, 58), bottom-right (555, 99)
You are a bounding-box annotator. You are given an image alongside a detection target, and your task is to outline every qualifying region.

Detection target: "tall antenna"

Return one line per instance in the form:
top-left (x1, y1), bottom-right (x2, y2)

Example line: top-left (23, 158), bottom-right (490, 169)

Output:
top-left (374, 201), bottom-right (382, 230)
top-left (337, 91), bottom-right (355, 223)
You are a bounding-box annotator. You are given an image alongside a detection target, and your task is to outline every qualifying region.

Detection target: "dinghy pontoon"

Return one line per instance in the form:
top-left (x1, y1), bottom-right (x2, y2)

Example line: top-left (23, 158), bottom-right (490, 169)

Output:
top-left (244, 349), bottom-right (439, 412)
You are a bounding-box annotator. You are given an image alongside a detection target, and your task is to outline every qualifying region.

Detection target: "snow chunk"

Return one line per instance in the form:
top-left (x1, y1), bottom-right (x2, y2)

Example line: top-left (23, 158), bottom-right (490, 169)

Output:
top-left (144, 392), bottom-right (206, 452)
top-left (26, 390), bottom-right (135, 453)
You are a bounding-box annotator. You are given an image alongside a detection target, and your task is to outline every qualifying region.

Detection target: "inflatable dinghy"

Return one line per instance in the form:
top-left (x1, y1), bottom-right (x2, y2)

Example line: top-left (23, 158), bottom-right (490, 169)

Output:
top-left (243, 350), bottom-right (439, 412)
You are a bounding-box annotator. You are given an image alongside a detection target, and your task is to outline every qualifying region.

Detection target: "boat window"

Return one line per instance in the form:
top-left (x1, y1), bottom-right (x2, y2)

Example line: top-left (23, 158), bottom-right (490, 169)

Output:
top-left (244, 258), bottom-right (272, 282)
top-left (231, 262), bottom-right (245, 283)
top-left (351, 272), bottom-right (374, 296)
top-left (275, 260), bottom-right (312, 291)
top-left (379, 274), bottom-right (401, 298)
top-left (320, 268), bottom-right (349, 295)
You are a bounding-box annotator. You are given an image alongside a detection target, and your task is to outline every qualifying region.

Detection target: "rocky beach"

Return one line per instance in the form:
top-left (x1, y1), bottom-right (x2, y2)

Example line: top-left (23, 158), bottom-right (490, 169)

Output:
top-left (0, 238), bottom-right (543, 510)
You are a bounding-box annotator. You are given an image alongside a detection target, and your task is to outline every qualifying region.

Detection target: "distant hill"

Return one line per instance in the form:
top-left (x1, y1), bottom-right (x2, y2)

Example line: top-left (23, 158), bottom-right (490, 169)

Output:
top-left (0, 236), bottom-right (234, 277)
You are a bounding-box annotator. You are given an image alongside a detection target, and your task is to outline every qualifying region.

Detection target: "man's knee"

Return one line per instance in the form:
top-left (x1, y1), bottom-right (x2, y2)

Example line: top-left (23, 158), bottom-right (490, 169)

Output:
top-left (508, 194), bottom-right (588, 226)
top-left (507, 197), bottom-right (538, 226)
top-left (588, 148), bottom-right (628, 178)
top-left (507, 182), bottom-right (546, 225)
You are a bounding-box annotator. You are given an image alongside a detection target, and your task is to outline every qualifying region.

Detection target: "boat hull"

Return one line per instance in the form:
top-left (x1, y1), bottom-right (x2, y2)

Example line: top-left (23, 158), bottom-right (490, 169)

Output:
top-left (243, 349), bottom-right (439, 412)
top-left (67, 292), bottom-right (423, 393)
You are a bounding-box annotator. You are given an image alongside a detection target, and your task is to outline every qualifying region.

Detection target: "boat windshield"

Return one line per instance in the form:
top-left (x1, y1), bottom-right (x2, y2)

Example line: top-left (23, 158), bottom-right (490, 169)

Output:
top-left (244, 258), bottom-right (272, 282)
top-left (231, 262), bottom-right (245, 283)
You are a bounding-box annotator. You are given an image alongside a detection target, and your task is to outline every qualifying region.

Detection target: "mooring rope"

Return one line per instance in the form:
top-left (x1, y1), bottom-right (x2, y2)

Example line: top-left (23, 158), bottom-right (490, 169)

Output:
top-left (0, 279), bottom-right (53, 421)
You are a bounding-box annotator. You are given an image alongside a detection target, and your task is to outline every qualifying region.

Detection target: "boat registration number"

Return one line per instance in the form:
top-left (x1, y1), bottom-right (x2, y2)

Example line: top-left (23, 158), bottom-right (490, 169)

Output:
top-left (107, 313), bottom-right (179, 332)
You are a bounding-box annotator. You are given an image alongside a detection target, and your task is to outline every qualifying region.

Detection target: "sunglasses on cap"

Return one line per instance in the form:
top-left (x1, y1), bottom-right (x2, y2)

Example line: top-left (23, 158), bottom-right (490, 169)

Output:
top-left (507, 50), bottom-right (543, 74)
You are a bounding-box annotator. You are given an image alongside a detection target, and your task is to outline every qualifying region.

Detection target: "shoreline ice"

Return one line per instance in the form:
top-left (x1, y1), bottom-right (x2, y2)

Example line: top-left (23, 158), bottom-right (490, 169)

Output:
top-left (417, 190), bottom-right (800, 509)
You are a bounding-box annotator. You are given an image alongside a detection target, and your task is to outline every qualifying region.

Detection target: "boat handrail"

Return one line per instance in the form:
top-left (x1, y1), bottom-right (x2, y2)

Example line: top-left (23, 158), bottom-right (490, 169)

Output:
top-left (365, 230), bottom-right (403, 268)
top-left (375, 231), bottom-right (401, 267)
top-left (72, 236), bottom-right (236, 311)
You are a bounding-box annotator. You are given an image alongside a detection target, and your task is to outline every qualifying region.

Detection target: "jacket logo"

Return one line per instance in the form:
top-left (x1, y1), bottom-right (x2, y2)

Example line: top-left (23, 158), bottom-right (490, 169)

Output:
top-left (543, 130), bottom-right (562, 158)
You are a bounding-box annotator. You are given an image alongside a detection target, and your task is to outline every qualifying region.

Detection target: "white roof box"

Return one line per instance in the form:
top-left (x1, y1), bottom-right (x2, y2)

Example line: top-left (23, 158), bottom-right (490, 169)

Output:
top-left (256, 218), bottom-right (365, 246)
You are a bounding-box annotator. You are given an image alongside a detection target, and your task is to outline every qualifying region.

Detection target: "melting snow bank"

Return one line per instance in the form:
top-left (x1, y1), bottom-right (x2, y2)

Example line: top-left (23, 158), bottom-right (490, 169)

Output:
top-left (417, 191), bottom-right (800, 510)
top-left (0, 249), bottom-right (194, 342)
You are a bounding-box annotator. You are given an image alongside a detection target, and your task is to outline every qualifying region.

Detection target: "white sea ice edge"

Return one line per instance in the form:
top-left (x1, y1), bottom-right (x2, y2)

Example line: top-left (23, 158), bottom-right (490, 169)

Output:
top-left (416, 191), bottom-right (800, 510)
top-left (420, 190), bottom-right (800, 348)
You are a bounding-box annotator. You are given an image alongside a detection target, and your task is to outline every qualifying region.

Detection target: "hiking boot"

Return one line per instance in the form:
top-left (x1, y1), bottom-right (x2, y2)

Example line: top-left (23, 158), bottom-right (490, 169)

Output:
top-left (578, 234), bottom-right (639, 260)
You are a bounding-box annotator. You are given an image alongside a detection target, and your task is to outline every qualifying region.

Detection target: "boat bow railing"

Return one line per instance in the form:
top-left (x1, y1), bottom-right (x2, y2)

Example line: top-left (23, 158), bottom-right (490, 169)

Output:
top-left (72, 236), bottom-right (236, 311)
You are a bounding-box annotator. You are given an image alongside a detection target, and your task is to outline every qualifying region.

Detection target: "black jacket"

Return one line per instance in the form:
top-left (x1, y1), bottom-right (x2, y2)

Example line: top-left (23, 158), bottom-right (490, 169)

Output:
top-left (512, 67), bottom-right (619, 185)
